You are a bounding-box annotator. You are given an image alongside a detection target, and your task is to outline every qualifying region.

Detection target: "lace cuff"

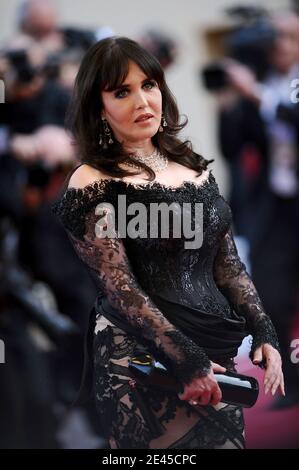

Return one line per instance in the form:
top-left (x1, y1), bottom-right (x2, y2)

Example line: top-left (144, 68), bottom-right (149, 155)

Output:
top-left (164, 330), bottom-right (212, 385)
top-left (249, 315), bottom-right (281, 368)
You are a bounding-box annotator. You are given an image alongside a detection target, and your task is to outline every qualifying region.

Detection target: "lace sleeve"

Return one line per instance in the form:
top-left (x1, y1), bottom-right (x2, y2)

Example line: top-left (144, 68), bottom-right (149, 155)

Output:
top-left (52, 184), bottom-right (211, 385)
top-left (213, 227), bottom-right (280, 364)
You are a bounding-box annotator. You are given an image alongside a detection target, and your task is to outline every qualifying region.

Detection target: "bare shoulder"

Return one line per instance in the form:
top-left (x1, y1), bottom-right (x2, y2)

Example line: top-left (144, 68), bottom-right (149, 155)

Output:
top-left (68, 164), bottom-right (108, 190)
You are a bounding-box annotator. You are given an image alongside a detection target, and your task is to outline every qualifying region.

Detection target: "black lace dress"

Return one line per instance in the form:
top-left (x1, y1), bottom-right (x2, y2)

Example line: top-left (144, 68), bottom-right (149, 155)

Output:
top-left (52, 167), bottom-right (280, 449)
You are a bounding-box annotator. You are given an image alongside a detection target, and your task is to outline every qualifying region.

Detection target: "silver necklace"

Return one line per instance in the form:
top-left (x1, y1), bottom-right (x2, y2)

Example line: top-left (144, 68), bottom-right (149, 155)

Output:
top-left (124, 148), bottom-right (168, 172)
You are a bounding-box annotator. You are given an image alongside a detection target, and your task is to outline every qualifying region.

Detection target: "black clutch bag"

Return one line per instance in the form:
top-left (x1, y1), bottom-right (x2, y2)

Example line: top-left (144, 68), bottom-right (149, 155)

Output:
top-left (128, 353), bottom-right (259, 408)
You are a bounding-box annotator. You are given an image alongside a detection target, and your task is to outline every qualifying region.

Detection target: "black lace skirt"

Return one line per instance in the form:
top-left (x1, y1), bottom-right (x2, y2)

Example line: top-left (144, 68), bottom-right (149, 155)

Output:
top-left (92, 312), bottom-right (245, 449)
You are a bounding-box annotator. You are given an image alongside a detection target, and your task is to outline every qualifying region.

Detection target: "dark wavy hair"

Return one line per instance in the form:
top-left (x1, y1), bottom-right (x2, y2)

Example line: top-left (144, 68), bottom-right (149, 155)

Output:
top-left (67, 36), bottom-right (213, 181)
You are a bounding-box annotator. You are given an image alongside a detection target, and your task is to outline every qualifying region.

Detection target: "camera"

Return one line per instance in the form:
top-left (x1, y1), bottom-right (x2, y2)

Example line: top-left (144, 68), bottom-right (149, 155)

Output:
top-left (201, 5), bottom-right (277, 91)
top-left (62, 27), bottom-right (97, 51)
top-left (5, 49), bottom-right (37, 84)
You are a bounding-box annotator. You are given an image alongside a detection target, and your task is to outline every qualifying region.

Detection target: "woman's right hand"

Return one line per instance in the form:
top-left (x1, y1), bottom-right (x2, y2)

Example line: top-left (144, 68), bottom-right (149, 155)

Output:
top-left (178, 362), bottom-right (227, 406)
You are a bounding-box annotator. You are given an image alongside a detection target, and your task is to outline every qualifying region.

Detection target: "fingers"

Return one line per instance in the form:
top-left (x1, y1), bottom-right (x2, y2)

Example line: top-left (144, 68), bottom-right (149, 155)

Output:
top-left (179, 384), bottom-right (222, 407)
top-left (252, 346), bottom-right (263, 365)
top-left (210, 386), bottom-right (222, 406)
top-left (264, 369), bottom-right (278, 394)
top-left (263, 350), bottom-right (283, 396)
top-left (211, 361), bottom-right (227, 373)
top-left (189, 399), bottom-right (199, 406)
top-left (280, 374), bottom-right (285, 396)
top-left (178, 369), bottom-right (224, 406)
top-left (188, 386), bottom-right (222, 407)
top-left (271, 374), bottom-right (281, 396)
top-left (269, 370), bottom-right (285, 397)
top-left (178, 383), bottom-right (203, 401)
top-left (188, 391), bottom-right (212, 407)
top-left (197, 391), bottom-right (212, 406)
top-left (264, 372), bottom-right (284, 396)
top-left (264, 366), bottom-right (275, 394)
top-left (179, 386), bottom-right (204, 402)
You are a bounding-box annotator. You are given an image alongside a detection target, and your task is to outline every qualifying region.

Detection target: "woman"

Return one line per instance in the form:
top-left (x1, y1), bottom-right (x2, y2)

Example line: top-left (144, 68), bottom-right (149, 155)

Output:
top-left (52, 37), bottom-right (284, 449)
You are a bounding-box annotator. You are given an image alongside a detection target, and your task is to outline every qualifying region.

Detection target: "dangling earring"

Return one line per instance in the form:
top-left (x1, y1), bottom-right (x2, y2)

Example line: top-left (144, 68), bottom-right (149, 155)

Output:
top-left (99, 119), bottom-right (114, 148)
top-left (103, 119), bottom-right (114, 145)
top-left (159, 113), bottom-right (167, 132)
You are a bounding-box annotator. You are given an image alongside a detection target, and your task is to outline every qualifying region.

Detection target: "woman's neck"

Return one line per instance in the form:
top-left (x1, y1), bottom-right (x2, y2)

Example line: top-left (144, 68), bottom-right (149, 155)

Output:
top-left (123, 140), bottom-right (156, 157)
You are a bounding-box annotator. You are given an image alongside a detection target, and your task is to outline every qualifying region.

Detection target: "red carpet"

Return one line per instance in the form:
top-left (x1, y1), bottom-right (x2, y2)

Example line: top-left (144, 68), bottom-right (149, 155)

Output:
top-left (236, 356), bottom-right (299, 449)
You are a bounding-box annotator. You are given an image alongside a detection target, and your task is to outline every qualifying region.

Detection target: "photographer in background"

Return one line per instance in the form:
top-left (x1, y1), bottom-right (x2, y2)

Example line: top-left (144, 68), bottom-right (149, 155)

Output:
top-left (206, 10), bottom-right (299, 408)
top-left (16, 0), bottom-right (64, 52)
top-left (0, 0), bottom-right (108, 448)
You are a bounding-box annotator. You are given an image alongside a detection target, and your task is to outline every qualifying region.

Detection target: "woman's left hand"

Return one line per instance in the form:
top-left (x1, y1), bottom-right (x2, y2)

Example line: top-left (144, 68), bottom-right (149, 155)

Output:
top-left (252, 343), bottom-right (285, 396)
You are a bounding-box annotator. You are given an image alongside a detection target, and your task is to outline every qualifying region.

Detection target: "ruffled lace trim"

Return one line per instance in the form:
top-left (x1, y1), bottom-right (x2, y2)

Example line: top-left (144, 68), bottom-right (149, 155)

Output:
top-left (52, 170), bottom-right (217, 240)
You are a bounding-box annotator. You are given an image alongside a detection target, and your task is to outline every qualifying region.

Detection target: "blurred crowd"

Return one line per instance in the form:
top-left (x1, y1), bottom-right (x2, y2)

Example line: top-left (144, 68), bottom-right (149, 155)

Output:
top-left (0, 0), bottom-right (299, 449)
top-left (0, 0), bottom-right (104, 449)
top-left (204, 6), bottom-right (299, 411)
top-left (0, 0), bottom-right (177, 449)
